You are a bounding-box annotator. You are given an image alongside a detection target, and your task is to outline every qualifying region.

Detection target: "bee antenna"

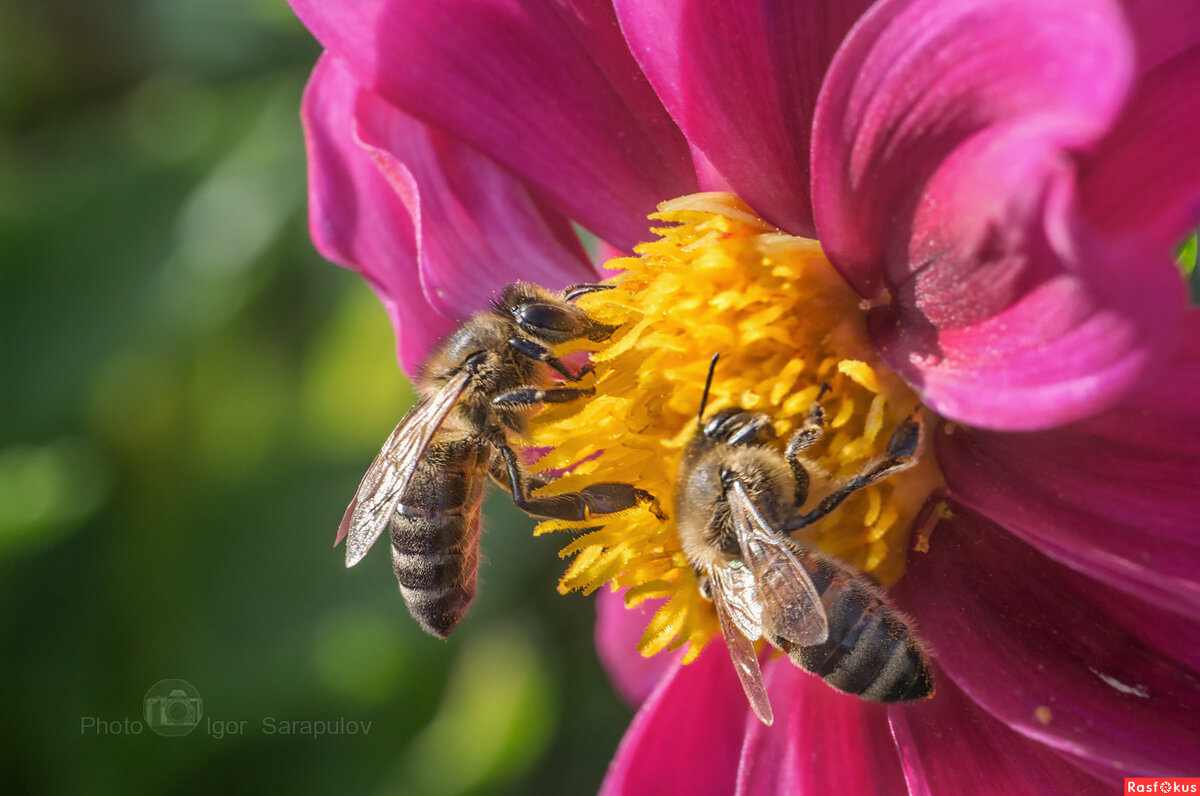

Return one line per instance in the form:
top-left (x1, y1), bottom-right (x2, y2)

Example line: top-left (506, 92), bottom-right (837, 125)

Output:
top-left (698, 353), bottom-right (719, 423)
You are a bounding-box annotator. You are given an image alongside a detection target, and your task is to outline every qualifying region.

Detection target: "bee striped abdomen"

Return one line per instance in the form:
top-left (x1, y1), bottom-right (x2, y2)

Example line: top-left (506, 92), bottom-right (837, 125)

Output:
top-left (783, 554), bottom-right (933, 702)
top-left (388, 438), bottom-right (488, 638)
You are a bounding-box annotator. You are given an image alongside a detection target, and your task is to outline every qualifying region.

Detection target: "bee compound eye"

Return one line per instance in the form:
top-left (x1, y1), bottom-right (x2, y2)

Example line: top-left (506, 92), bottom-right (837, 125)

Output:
top-left (514, 303), bottom-right (582, 335)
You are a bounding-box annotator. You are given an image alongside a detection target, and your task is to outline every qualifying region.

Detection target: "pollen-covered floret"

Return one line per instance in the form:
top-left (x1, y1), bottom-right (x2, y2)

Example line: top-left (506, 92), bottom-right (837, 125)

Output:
top-left (526, 193), bottom-right (942, 662)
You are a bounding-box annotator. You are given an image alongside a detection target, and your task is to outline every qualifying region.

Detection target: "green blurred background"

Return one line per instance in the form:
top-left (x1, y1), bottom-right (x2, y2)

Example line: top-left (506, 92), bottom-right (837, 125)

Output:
top-left (0, 2), bottom-right (632, 793)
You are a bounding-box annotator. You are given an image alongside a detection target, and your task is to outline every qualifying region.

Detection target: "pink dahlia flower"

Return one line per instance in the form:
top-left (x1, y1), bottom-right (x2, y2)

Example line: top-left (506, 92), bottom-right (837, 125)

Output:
top-left (291, 0), bottom-right (1200, 792)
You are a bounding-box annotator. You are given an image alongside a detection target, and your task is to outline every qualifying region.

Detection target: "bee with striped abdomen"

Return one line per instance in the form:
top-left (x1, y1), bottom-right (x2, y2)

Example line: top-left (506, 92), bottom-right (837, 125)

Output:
top-left (675, 355), bottom-right (933, 724)
top-left (339, 282), bottom-right (661, 638)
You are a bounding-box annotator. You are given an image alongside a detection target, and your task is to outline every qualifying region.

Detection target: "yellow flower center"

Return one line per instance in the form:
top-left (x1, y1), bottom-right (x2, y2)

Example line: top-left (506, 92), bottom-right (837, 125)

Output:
top-left (526, 193), bottom-right (943, 663)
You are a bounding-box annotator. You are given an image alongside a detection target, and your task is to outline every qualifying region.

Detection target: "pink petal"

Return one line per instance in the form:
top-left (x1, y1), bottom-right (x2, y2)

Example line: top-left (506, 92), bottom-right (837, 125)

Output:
top-left (813, 0), bottom-right (1134, 297)
top-left (865, 202), bottom-right (1185, 430)
top-left (813, 0), bottom-right (1187, 429)
top-left (616, 0), bottom-right (872, 236)
top-left (890, 670), bottom-right (1106, 795)
top-left (906, 503), bottom-right (1200, 779)
top-left (289, 0), bottom-right (697, 251)
top-left (1121, 0), bottom-right (1200, 72)
top-left (1078, 43), bottom-right (1200, 252)
top-left (301, 55), bottom-right (452, 373)
top-left (302, 56), bottom-right (599, 373)
top-left (936, 310), bottom-right (1200, 619)
top-left (594, 589), bottom-right (680, 706)
top-left (352, 82), bottom-right (596, 325)
top-left (600, 644), bottom-right (745, 796)
top-left (736, 659), bottom-right (906, 796)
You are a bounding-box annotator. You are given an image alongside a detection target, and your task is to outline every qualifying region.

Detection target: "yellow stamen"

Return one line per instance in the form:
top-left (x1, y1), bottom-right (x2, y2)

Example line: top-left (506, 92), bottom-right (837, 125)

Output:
top-left (527, 193), bottom-right (943, 663)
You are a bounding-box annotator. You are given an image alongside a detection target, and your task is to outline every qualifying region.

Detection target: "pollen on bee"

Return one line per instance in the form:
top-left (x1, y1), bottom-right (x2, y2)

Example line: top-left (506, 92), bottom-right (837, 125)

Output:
top-left (524, 192), bottom-right (944, 661)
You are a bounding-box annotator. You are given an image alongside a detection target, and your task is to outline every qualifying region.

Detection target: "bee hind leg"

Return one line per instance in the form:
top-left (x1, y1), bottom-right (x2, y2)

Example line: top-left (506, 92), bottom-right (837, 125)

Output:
top-left (489, 443), bottom-right (665, 521)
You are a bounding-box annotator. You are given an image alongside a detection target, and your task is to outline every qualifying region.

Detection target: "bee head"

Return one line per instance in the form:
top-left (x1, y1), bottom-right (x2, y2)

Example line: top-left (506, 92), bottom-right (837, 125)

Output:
top-left (694, 353), bottom-right (775, 447)
top-left (703, 408), bottom-right (776, 447)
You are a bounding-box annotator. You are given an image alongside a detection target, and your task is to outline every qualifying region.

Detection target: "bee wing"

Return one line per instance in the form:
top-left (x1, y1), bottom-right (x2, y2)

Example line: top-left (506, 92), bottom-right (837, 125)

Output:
top-left (709, 564), bottom-right (773, 726)
top-left (338, 369), bottom-right (472, 567)
top-left (728, 481), bottom-right (829, 647)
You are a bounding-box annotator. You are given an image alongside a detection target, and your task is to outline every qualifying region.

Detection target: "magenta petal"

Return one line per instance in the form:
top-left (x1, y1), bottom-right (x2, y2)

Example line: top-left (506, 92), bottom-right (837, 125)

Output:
top-left (1122, 0), bottom-right (1200, 72)
top-left (812, 0), bottom-right (1187, 429)
top-left (1078, 44), bottom-right (1200, 252)
top-left (864, 197), bottom-right (1186, 429)
top-left (594, 590), bottom-right (680, 706)
top-left (301, 55), bottom-right (453, 373)
top-left (352, 84), bottom-right (596, 325)
top-left (616, 0), bottom-right (871, 236)
top-left (907, 504), bottom-right (1200, 779)
top-left (937, 311), bottom-right (1200, 619)
top-left (289, 0), bottom-right (697, 251)
top-left (890, 671), bottom-right (1106, 795)
top-left (736, 660), bottom-right (905, 796)
top-left (600, 644), bottom-right (745, 796)
top-left (813, 0), bottom-right (1134, 297)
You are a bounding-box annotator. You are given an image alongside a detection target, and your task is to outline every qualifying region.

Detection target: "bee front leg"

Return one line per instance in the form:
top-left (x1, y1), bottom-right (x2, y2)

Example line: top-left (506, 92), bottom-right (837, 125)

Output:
top-left (781, 411), bottom-right (922, 532)
top-left (507, 337), bottom-right (593, 382)
top-left (488, 443), bottom-right (664, 521)
top-left (784, 383), bottom-right (830, 508)
top-left (562, 283), bottom-right (614, 302)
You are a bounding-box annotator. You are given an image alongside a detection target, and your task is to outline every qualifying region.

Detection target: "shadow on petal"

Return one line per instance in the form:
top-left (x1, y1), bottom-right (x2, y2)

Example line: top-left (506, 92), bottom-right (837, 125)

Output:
top-left (600, 643), bottom-right (745, 796)
top-left (907, 502), bottom-right (1200, 780)
top-left (937, 311), bottom-right (1200, 620)
top-left (890, 667), bottom-right (1107, 795)
top-left (737, 659), bottom-right (905, 796)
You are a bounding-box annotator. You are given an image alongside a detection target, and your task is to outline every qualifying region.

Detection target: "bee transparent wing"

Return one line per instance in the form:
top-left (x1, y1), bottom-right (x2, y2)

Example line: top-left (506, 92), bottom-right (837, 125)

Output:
top-left (729, 481), bottom-right (829, 647)
top-left (338, 369), bottom-right (472, 567)
top-left (709, 564), bottom-right (773, 726)
top-left (711, 561), bottom-right (763, 641)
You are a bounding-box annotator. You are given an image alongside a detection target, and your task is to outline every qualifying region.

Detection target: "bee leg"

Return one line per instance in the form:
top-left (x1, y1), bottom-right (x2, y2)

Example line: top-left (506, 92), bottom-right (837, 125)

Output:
top-left (784, 383), bottom-right (830, 507)
top-left (507, 337), bottom-right (593, 381)
top-left (491, 385), bottom-right (595, 408)
top-left (782, 411), bottom-right (922, 532)
top-left (489, 444), bottom-right (665, 520)
top-left (562, 283), bottom-right (614, 302)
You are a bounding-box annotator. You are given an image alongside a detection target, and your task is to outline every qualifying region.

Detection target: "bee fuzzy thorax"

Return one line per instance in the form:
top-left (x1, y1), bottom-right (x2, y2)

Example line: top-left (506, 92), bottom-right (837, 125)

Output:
top-left (676, 443), bottom-right (794, 564)
top-left (525, 192), bottom-right (944, 663)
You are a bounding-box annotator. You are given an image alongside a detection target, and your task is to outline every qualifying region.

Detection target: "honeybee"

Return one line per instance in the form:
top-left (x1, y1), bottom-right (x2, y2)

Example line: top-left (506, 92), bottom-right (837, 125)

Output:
top-left (676, 355), bottom-right (933, 724)
top-left (339, 282), bottom-right (661, 638)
